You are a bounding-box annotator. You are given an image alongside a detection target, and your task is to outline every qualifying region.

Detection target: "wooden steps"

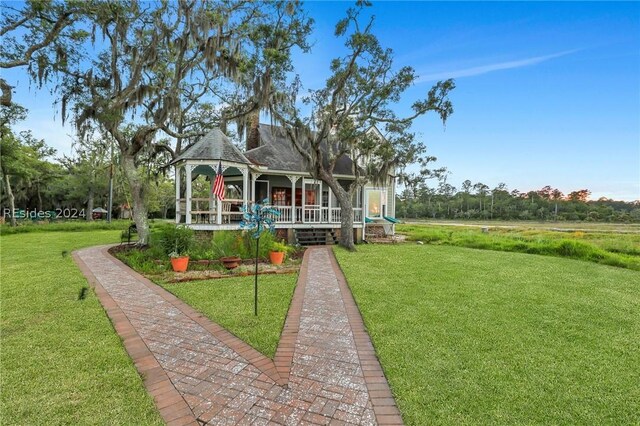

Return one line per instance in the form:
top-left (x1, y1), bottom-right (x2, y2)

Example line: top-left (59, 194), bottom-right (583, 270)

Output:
top-left (294, 229), bottom-right (338, 246)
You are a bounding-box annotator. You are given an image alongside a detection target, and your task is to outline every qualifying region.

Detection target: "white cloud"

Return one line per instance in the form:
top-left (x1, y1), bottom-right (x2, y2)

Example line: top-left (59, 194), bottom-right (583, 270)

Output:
top-left (417, 49), bottom-right (579, 83)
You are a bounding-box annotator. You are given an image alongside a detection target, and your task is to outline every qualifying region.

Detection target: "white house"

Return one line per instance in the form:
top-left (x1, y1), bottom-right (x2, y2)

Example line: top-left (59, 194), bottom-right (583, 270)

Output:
top-left (171, 125), bottom-right (397, 244)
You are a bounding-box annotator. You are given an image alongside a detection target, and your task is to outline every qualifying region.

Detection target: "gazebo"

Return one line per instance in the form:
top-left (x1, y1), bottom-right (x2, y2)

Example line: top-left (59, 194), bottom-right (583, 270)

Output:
top-left (171, 128), bottom-right (251, 230)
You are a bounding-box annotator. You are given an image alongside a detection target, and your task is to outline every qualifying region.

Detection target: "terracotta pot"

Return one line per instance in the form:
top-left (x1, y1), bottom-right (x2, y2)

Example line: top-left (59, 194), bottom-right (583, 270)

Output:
top-left (220, 256), bottom-right (241, 269)
top-left (269, 251), bottom-right (285, 265)
top-left (170, 256), bottom-right (189, 272)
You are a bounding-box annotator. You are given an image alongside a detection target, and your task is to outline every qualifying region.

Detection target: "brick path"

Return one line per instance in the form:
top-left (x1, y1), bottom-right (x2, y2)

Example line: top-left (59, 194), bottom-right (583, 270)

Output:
top-left (74, 246), bottom-right (402, 426)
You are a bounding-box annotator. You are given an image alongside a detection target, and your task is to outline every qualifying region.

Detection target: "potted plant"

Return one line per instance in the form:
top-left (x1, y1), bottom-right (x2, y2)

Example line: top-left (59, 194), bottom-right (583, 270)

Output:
top-left (160, 225), bottom-right (194, 272)
top-left (269, 241), bottom-right (289, 265)
top-left (212, 236), bottom-right (241, 270)
top-left (169, 250), bottom-right (189, 272)
top-left (220, 255), bottom-right (241, 269)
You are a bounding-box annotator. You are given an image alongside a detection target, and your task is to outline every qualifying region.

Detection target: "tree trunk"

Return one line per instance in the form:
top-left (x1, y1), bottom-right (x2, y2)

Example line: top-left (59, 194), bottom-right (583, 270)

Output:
top-left (4, 174), bottom-right (16, 227)
top-left (121, 154), bottom-right (150, 245)
top-left (246, 111), bottom-right (260, 151)
top-left (86, 188), bottom-right (94, 221)
top-left (336, 190), bottom-right (355, 250)
top-left (321, 175), bottom-right (355, 251)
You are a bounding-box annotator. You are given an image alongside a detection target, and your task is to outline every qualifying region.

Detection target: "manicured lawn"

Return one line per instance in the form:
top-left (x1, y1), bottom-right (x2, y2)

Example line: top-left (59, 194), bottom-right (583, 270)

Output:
top-left (0, 231), bottom-right (162, 425)
top-left (156, 274), bottom-right (297, 359)
top-left (335, 244), bottom-right (640, 425)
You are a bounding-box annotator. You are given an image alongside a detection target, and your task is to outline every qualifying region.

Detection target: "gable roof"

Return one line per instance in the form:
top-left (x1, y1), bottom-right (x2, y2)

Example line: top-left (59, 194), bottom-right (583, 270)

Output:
top-left (171, 128), bottom-right (251, 165)
top-left (244, 124), bottom-right (354, 175)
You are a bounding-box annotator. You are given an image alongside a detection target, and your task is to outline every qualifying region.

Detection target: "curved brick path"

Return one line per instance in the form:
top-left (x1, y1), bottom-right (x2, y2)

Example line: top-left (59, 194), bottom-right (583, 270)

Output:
top-left (73, 246), bottom-right (402, 426)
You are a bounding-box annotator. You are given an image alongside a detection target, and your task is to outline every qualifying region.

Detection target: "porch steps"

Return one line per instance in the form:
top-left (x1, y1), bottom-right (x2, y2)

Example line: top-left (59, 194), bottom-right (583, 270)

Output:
top-left (294, 229), bottom-right (338, 246)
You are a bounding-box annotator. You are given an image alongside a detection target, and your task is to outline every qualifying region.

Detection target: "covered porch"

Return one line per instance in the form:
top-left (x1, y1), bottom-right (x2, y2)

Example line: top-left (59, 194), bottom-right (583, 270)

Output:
top-left (175, 169), bottom-right (364, 229)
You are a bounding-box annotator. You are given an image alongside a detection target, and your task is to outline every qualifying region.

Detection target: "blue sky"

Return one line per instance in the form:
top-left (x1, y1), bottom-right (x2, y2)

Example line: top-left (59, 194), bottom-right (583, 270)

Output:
top-left (6, 1), bottom-right (640, 201)
top-left (298, 1), bottom-right (640, 201)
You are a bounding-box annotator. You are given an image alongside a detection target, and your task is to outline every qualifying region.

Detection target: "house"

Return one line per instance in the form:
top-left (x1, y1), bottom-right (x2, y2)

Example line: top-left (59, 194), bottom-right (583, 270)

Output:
top-left (171, 125), bottom-right (397, 243)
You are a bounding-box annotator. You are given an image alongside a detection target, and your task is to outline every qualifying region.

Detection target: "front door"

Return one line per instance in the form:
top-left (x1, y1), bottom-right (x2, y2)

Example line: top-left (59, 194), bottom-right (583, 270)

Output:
top-left (303, 179), bottom-right (322, 223)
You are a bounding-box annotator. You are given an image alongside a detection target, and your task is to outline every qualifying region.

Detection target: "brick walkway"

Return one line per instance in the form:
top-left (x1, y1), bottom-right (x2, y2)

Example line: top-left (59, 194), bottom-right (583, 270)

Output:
top-left (74, 246), bottom-right (402, 426)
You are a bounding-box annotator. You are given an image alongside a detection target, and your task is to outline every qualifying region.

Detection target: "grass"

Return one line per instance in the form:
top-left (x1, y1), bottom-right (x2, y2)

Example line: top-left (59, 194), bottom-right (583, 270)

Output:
top-left (0, 219), bottom-right (137, 235)
top-left (397, 223), bottom-right (640, 270)
top-left (404, 219), bottom-right (640, 232)
top-left (335, 244), bottom-right (640, 425)
top-left (154, 275), bottom-right (297, 359)
top-left (0, 231), bottom-right (162, 425)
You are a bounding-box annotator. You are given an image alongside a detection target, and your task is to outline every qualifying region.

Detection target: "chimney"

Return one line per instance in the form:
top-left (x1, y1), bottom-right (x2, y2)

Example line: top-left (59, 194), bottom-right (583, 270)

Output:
top-left (246, 112), bottom-right (260, 151)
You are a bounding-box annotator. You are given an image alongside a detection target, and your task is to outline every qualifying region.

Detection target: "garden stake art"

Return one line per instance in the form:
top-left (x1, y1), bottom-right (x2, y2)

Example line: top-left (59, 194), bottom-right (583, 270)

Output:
top-left (239, 200), bottom-right (280, 315)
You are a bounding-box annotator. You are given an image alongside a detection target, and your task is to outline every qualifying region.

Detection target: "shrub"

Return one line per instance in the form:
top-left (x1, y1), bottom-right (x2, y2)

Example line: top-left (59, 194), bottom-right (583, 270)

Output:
top-left (270, 241), bottom-right (290, 253)
top-left (211, 231), bottom-right (244, 258)
top-left (158, 224), bottom-right (194, 256)
top-left (245, 230), bottom-right (277, 259)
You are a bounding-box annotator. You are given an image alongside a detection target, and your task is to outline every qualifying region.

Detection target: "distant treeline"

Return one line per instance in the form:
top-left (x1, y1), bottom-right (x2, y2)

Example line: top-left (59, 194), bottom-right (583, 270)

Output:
top-left (396, 182), bottom-right (640, 223)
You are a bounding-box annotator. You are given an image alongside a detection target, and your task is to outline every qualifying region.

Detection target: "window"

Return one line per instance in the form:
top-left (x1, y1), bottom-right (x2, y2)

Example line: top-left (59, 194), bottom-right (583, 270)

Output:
top-left (367, 190), bottom-right (382, 218)
top-left (271, 187), bottom-right (291, 206)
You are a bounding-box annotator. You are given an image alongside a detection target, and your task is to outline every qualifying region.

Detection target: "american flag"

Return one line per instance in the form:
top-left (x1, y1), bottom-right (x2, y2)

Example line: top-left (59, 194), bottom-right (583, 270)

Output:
top-left (212, 161), bottom-right (225, 201)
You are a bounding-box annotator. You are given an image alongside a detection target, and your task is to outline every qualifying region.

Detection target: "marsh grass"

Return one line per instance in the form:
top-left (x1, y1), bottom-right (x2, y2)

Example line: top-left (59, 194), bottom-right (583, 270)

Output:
top-left (398, 224), bottom-right (640, 270)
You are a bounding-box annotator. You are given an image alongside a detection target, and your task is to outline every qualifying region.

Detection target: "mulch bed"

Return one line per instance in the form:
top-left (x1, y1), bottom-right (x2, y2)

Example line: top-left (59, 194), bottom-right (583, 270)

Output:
top-left (167, 264), bottom-right (300, 283)
top-left (109, 245), bottom-right (301, 284)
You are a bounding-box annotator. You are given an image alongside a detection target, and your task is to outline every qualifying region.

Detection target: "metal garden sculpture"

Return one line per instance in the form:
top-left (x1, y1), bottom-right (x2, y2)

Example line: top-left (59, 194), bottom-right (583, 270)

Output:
top-left (239, 200), bottom-right (280, 316)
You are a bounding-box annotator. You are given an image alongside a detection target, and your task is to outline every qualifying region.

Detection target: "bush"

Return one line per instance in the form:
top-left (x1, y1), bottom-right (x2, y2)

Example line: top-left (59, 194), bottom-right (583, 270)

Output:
top-left (243, 230), bottom-right (277, 259)
top-left (211, 231), bottom-right (245, 258)
top-left (157, 224), bottom-right (194, 256)
top-left (207, 230), bottom-right (279, 259)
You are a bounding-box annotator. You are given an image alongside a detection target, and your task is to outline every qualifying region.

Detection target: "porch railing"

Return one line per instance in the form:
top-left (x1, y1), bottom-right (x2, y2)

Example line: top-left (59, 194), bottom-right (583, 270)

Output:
top-left (269, 205), bottom-right (292, 223)
top-left (353, 208), bottom-right (363, 223)
top-left (178, 198), bottom-right (364, 225)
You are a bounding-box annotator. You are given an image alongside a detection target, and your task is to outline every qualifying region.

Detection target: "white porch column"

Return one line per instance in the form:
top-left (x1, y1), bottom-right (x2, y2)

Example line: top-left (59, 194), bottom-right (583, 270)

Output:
top-left (328, 185), bottom-right (332, 223)
top-left (185, 163), bottom-right (192, 224)
top-left (241, 167), bottom-right (249, 208)
top-left (288, 175), bottom-right (299, 223)
top-left (301, 178), bottom-right (306, 224)
top-left (251, 173), bottom-right (262, 203)
top-left (175, 165), bottom-right (181, 223)
top-left (362, 185), bottom-right (366, 224)
top-left (319, 180), bottom-right (323, 222)
top-left (209, 170), bottom-right (215, 223)
top-left (216, 163), bottom-right (227, 225)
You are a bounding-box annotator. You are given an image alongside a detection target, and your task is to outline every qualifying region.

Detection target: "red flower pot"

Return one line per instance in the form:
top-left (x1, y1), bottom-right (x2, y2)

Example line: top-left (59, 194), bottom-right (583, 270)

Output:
top-left (170, 256), bottom-right (189, 272)
top-left (220, 256), bottom-right (241, 269)
top-left (269, 251), bottom-right (285, 265)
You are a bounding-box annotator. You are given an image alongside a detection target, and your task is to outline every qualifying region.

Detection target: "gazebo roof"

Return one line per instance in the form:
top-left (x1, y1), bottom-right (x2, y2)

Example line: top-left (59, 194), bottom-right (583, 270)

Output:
top-left (171, 128), bottom-right (251, 165)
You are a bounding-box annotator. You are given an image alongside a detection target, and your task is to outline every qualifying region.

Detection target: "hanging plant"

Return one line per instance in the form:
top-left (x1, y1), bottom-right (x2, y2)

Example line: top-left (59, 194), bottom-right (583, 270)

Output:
top-left (239, 199), bottom-right (280, 316)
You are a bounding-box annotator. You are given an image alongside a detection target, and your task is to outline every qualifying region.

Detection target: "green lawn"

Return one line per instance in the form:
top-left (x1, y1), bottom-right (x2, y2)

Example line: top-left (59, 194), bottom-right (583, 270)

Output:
top-left (0, 231), bottom-right (162, 425)
top-left (335, 244), bottom-right (640, 425)
top-left (156, 275), bottom-right (297, 359)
